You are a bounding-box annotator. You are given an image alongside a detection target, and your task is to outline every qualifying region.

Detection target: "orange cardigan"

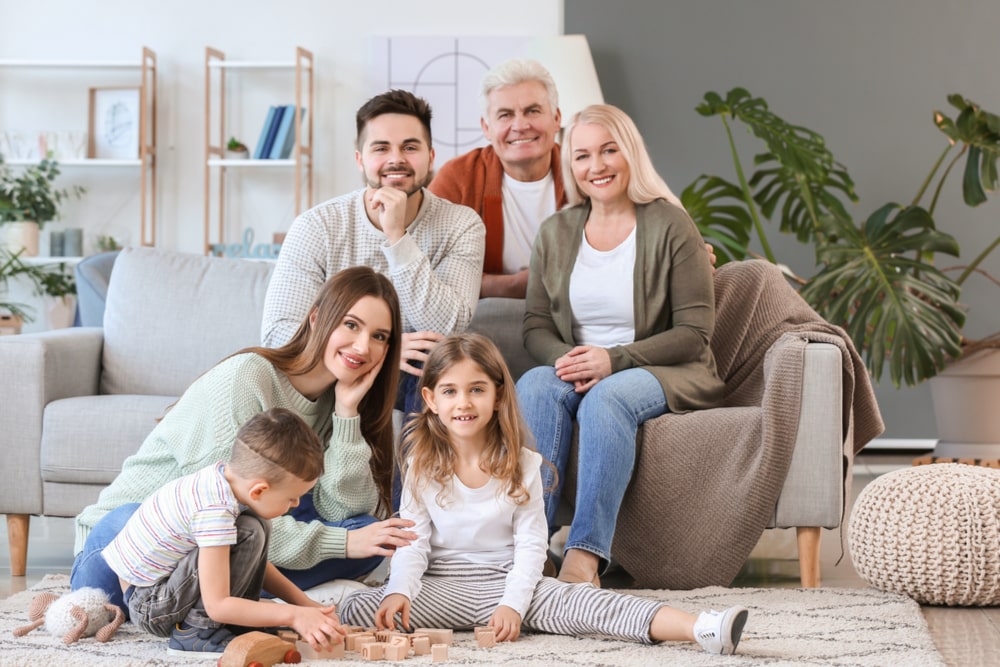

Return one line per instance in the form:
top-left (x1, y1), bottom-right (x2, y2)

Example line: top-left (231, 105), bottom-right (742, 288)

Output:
top-left (429, 145), bottom-right (566, 274)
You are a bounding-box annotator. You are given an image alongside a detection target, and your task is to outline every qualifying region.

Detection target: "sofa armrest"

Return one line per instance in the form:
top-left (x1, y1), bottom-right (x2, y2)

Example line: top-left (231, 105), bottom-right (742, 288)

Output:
top-left (0, 327), bottom-right (104, 514)
top-left (770, 342), bottom-right (843, 528)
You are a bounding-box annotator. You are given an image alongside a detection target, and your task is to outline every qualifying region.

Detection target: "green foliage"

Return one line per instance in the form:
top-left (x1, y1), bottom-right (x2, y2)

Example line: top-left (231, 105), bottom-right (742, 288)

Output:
top-left (0, 154), bottom-right (85, 228)
top-left (0, 248), bottom-right (76, 321)
top-left (688, 88), bottom-right (999, 387)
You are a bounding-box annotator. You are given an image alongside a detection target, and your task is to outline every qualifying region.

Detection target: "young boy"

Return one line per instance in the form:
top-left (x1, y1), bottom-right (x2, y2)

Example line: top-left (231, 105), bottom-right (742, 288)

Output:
top-left (102, 408), bottom-right (347, 657)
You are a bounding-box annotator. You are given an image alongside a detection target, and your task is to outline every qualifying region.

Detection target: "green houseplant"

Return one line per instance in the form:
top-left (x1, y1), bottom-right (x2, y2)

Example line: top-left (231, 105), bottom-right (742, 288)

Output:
top-left (0, 247), bottom-right (76, 324)
top-left (0, 154), bottom-right (85, 256)
top-left (685, 88), bottom-right (999, 389)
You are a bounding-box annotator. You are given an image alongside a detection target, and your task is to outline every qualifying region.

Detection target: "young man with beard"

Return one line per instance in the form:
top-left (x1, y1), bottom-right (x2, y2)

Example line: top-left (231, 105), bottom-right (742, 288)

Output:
top-left (262, 90), bottom-right (485, 413)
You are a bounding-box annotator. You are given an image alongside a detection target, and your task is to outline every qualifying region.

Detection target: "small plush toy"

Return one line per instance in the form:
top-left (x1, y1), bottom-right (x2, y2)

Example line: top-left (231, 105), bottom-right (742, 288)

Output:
top-left (12, 587), bottom-right (125, 644)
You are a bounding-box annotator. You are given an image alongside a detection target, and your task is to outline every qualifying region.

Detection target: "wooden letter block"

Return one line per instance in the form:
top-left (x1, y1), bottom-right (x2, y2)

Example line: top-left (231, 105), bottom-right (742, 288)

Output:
top-left (475, 627), bottom-right (496, 648)
top-left (297, 639), bottom-right (345, 660)
top-left (411, 635), bottom-right (431, 655)
top-left (345, 631), bottom-right (375, 651)
top-left (431, 643), bottom-right (449, 663)
top-left (414, 627), bottom-right (454, 645)
top-left (361, 641), bottom-right (385, 660)
top-left (385, 643), bottom-right (408, 661)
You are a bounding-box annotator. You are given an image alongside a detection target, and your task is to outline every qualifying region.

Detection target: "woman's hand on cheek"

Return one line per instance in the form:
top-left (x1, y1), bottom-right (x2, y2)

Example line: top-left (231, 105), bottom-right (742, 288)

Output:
top-left (334, 354), bottom-right (386, 417)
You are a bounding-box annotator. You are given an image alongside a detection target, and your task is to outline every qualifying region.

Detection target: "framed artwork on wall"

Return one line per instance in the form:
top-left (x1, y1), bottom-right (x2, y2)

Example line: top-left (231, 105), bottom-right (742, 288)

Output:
top-left (88, 87), bottom-right (140, 159)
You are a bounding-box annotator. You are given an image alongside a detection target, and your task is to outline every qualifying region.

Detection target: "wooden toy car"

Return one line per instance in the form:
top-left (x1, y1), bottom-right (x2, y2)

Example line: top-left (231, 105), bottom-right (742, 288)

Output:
top-left (217, 631), bottom-right (301, 667)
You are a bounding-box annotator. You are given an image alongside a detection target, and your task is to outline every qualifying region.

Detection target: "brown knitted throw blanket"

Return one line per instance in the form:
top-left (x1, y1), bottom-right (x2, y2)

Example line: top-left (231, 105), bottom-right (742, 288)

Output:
top-left (610, 260), bottom-right (884, 589)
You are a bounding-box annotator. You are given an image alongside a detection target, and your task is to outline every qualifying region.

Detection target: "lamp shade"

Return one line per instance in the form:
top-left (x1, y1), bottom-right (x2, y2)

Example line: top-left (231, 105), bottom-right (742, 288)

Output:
top-left (522, 35), bottom-right (604, 125)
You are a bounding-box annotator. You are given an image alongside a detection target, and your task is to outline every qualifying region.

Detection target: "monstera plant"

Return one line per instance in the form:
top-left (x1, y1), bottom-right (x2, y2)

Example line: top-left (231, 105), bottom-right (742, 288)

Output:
top-left (684, 88), bottom-right (1000, 388)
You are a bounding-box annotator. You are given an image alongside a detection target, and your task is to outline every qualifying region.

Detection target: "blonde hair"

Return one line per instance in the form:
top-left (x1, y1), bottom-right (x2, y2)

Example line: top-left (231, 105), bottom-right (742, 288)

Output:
top-left (228, 408), bottom-right (324, 485)
top-left (401, 334), bottom-right (535, 507)
top-left (560, 104), bottom-right (684, 209)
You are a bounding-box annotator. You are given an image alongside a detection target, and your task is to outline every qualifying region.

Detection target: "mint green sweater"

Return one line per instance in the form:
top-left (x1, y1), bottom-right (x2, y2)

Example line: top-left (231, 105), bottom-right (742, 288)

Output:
top-left (74, 353), bottom-right (379, 569)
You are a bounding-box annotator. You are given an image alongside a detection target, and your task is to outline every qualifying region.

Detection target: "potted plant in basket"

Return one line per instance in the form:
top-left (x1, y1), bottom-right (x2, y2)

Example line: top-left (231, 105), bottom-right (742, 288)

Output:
top-left (685, 89), bottom-right (1000, 456)
top-left (0, 153), bottom-right (85, 257)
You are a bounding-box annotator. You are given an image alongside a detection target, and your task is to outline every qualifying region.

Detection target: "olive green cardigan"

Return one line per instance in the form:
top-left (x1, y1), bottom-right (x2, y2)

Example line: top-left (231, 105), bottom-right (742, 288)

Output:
top-left (523, 198), bottom-right (725, 412)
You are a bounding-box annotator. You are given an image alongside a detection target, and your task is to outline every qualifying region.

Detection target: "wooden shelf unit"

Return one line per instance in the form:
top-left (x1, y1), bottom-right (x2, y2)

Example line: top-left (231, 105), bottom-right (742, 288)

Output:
top-left (203, 46), bottom-right (314, 255)
top-left (0, 47), bottom-right (158, 247)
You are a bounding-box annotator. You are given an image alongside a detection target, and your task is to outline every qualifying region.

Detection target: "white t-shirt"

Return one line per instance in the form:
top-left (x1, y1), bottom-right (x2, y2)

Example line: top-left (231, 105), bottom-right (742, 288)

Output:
top-left (500, 172), bottom-right (556, 274)
top-left (569, 226), bottom-right (637, 347)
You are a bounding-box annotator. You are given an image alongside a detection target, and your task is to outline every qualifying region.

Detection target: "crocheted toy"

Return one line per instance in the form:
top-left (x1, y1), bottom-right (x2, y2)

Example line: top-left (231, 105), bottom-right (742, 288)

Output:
top-left (12, 587), bottom-right (125, 644)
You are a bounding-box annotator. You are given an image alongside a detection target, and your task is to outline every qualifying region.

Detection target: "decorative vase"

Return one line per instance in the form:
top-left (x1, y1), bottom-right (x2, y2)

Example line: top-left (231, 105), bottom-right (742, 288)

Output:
top-left (929, 348), bottom-right (1000, 459)
top-left (2, 221), bottom-right (41, 257)
top-left (46, 295), bottom-right (76, 329)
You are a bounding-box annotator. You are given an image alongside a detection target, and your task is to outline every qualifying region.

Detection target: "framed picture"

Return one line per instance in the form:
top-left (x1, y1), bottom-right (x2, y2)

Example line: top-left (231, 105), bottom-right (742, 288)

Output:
top-left (88, 87), bottom-right (140, 159)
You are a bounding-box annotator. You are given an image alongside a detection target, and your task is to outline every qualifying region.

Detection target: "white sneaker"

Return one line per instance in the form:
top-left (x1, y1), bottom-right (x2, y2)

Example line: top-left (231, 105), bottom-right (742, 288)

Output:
top-left (693, 606), bottom-right (748, 655)
top-left (301, 578), bottom-right (371, 607)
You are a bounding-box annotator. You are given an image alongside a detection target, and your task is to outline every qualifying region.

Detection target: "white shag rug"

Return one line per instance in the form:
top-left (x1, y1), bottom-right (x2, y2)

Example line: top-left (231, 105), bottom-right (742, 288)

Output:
top-left (0, 575), bottom-right (943, 667)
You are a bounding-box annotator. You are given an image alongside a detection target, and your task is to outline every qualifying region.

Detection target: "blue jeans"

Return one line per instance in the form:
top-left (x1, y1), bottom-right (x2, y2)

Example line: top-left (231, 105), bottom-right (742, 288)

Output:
top-left (516, 366), bottom-right (668, 571)
top-left (273, 491), bottom-right (384, 591)
top-left (71, 502), bottom-right (141, 615)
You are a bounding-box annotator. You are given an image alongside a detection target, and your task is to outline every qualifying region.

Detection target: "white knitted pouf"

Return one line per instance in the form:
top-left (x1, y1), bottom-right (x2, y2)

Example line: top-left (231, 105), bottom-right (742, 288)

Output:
top-left (848, 463), bottom-right (1000, 606)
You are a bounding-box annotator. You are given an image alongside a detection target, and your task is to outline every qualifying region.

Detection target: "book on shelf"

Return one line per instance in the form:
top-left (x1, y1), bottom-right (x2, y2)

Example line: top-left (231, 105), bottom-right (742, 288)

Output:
top-left (258, 105), bottom-right (286, 159)
top-left (269, 105), bottom-right (307, 159)
top-left (252, 105), bottom-right (278, 159)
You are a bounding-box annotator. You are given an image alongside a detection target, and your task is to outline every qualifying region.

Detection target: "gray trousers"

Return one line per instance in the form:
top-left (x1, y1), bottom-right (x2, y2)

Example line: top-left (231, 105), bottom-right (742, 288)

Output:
top-left (125, 512), bottom-right (270, 637)
top-left (338, 559), bottom-right (664, 644)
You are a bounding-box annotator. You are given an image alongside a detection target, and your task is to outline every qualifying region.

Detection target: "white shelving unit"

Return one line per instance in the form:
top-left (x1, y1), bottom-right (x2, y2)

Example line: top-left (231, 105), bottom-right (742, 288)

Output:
top-left (203, 46), bottom-right (313, 255)
top-left (0, 48), bottom-right (158, 253)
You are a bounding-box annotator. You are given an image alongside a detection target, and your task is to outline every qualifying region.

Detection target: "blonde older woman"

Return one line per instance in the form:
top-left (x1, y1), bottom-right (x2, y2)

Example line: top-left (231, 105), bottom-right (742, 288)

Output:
top-left (516, 105), bottom-right (724, 587)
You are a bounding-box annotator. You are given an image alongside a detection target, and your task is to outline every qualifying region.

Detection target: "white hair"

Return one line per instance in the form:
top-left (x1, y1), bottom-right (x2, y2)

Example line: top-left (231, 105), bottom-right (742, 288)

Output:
top-left (479, 58), bottom-right (559, 118)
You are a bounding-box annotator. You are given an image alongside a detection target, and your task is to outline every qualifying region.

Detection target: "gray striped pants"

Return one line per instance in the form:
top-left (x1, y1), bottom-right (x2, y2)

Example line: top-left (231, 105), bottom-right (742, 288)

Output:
top-left (338, 559), bottom-right (664, 644)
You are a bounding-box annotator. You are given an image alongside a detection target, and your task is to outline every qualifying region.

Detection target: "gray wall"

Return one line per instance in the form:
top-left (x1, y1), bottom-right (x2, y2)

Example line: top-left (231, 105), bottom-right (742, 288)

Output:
top-left (567, 0), bottom-right (1000, 440)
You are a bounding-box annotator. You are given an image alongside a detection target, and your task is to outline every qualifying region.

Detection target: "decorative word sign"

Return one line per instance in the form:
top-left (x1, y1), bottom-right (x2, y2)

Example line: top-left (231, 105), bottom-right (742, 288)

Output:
top-left (210, 228), bottom-right (282, 259)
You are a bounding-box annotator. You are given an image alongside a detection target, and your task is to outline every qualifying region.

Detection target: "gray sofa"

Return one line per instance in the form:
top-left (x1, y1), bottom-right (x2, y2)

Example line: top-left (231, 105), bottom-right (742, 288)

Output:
top-left (1, 247), bottom-right (851, 587)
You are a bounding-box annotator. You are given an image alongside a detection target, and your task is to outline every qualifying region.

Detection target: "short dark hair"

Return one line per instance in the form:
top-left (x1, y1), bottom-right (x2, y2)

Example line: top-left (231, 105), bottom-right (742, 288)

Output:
top-left (355, 89), bottom-right (433, 149)
top-left (229, 408), bottom-right (324, 484)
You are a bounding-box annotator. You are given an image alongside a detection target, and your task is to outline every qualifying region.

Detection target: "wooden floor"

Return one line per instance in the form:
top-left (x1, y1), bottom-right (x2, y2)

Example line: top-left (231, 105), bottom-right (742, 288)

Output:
top-left (2, 451), bottom-right (997, 666)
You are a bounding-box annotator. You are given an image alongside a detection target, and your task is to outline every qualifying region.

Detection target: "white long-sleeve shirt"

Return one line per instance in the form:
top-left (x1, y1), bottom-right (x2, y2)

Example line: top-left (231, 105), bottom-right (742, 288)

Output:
top-left (384, 448), bottom-right (548, 616)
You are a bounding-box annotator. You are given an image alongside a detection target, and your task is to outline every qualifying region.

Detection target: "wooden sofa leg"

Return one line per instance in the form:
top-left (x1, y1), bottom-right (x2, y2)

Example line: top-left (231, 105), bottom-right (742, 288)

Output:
top-left (796, 526), bottom-right (821, 588)
top-left (7, 514), bottom-right (29, 577)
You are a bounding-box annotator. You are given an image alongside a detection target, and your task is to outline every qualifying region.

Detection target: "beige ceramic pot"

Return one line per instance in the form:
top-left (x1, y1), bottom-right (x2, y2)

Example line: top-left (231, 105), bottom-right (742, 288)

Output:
top-left (929, 348), bottom-right (1000, 459)
top-left (2, 221), bottom-right (40, 257)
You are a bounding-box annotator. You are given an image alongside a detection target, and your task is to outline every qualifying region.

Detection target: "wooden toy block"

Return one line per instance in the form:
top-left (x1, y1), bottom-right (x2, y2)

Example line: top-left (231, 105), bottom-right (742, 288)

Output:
top-left (384, 642), bottom-right (408, 661)
top-left (296, 639), bottom-right (345, 660)
top-left (219, 631), bottom-right (301, 667)
top-left (431, 643), bottom-right (448, 662)
top-left (414, 627), bottom-right (454, 645)
top-left (345, 630), bottom-right (375, 651)
top-left (389, 634), bottom-right (410, 648)
top-left (360, 641), bottom-right (385, 660)
top-left (475, 627), bottom-right (496, 648)
top-left (355, 635), bottom-right (377, 652)
top-left (411, 635), bottom-right (431, 655)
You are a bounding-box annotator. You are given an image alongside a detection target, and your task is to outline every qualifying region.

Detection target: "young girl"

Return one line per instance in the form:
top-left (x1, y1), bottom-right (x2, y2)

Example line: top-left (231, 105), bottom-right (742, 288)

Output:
top-left (338, 333), bottom-right (748, 655)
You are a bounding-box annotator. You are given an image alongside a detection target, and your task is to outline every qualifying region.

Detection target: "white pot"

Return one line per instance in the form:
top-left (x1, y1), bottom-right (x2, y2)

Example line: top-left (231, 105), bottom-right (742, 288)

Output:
top-left (2, 221), bottom-right (41, 257)
top-left (929, 348), bottom-right (1000, 458)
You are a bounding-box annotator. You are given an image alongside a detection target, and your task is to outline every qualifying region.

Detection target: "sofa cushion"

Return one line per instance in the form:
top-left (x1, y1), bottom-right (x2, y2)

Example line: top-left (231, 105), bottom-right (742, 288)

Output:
top-left (100, 248), bottom-right (275, 396)
top-left (41, 394), bottom-right (177, 485)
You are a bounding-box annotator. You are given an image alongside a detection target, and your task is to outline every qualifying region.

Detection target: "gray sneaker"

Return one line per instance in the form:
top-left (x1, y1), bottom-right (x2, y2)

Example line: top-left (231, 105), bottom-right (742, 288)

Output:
top-left (166, 621), bottom-right (236, 658)
top-left (693, 606), bottom-right (748, 655)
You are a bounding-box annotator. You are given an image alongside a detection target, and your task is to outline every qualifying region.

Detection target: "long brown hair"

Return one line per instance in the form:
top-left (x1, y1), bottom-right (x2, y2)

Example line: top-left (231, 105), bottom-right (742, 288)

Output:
top-left (243, 266), bottom-right (401, 517)
top-left (401, 333), bottom-right (534, 507)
